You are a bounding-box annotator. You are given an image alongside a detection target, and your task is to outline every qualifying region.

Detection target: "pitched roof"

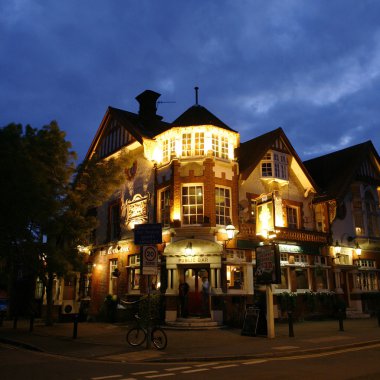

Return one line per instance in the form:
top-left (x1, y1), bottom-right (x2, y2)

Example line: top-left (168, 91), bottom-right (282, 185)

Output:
top-left (85, 106), bottom-right (170, 161)
top-left (172, 104), bottom-right (237, 132)
top-left (237, 128), bottom-right (317, 190)
top-left (303, 141), bottom-right (380, 201)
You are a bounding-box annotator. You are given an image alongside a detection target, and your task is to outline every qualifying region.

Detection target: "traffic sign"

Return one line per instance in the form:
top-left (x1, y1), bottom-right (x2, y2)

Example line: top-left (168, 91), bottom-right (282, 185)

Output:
top-left (142, 245), bottom-right (158, 275)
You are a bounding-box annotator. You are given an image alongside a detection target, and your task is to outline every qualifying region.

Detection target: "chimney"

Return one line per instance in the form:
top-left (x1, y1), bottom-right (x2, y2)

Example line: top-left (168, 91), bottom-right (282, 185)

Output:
top-left (135, 90), bottom-right (162, 121)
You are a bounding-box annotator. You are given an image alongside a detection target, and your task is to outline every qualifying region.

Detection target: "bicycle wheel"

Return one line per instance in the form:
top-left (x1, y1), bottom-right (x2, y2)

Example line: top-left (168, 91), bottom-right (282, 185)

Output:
top-left (126, 327), bottom-right (146, 346)
top-left (151, 328), bottom-right (167, 350)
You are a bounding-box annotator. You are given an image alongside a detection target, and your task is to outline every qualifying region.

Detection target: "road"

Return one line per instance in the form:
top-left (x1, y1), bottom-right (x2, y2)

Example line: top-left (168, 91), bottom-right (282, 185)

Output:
top-left (1, 342), bottom-right (380, 380)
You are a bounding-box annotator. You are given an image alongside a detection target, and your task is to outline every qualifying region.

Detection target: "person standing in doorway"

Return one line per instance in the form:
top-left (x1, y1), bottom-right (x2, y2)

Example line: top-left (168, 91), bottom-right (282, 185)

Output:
top-left (201, 276), bottom-right (210, 317)
top-left (179, 279), bottom-right (190, 318)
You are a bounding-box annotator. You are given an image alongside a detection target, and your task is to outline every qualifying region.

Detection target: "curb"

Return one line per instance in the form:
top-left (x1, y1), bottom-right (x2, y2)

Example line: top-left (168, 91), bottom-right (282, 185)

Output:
top-left (144, 339), bottom-right (380, 363)
top-left (2, 335), bottom-right (379, 364)
top-left (0, 337), bottom-right (44, 353)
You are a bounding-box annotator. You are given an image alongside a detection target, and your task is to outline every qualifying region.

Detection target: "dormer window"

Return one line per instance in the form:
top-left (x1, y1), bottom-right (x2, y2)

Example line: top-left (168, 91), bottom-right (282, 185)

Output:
top-left (261, 150), bottom-right (288, 181)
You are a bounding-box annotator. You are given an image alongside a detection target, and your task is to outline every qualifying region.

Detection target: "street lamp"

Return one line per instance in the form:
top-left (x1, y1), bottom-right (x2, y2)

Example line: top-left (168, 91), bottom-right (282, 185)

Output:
top-left (334, 240), bottom-right (342, 257)
top-left (355, 241), bottom-right (362, 257)
top-left (224, 224), bottom-right (236, 249)
top-left (185, 241), bottom-right (193, 255)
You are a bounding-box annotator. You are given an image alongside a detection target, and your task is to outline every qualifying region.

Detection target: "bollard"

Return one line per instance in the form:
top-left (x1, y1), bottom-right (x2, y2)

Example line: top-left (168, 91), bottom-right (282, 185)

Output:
top-left (29, 314), bottom-right (35, 332)
top-left (73, 314), bottom-right (78, 339)
top-left (287, 311), bottom-right (294, 337)
top-left (338, 309), bottom-right (344, 331)
top-left (377, 310), bottom-right (380, 327)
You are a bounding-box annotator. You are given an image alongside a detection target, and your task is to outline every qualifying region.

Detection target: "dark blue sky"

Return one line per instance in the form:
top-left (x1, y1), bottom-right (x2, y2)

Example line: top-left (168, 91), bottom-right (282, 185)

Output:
top-left (1, 0), bottom-right (380, 162)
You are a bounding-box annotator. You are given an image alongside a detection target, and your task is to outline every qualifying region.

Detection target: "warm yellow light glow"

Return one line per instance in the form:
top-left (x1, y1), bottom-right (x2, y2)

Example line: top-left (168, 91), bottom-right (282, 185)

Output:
top-left (173, 210), bottom-right (181, 221)
top-left (355, 242), bottom-right (362, 256)
top-left (152, 146), bottom-right (163, 163)
top-left (334, 241), bottom-right (341, 255)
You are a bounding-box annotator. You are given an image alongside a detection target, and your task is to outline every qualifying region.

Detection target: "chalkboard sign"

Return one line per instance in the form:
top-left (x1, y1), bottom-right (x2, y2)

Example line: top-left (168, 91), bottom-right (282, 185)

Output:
top-left (241, 307), bottom-right (260, 336)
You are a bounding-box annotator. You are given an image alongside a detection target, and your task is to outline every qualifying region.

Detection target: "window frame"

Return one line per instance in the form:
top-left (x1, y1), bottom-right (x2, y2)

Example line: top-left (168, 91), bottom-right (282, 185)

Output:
top-left (215, 186), bottom-right (231, 226)
top-left (181, 184), bottom-right (204, 225)
top-left (159, 187), bottom-right (171, 228)
top-left (260, 150), bottom-right (288, 181)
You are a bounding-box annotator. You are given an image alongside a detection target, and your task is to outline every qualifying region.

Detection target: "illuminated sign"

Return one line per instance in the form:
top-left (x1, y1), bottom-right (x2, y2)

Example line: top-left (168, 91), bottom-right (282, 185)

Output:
top-left (126, 194), bottom-right (149, 230)
top-left (256, 195), bottom-right (275, 237)
top-left (255, 245), bottom-right (281, 284)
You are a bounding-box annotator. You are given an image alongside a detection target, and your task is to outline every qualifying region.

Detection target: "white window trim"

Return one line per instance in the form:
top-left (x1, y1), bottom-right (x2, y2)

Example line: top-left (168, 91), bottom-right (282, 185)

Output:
top-left (181, 183), bottom-right (204, 225)
top-left (215, 185), bottom-right (232, 226)
top-left (260, 150), bottom-right (289, 181)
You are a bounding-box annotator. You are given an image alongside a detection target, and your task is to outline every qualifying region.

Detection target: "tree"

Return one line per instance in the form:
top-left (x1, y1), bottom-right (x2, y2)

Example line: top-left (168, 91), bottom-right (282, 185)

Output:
top-left (0, 122), bottom-right (131, 324)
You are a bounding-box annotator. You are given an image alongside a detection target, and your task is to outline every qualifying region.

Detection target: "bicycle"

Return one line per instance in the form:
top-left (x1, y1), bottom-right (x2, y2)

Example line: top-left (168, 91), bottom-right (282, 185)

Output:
top-left (126, 314), bottom-right (167, 350)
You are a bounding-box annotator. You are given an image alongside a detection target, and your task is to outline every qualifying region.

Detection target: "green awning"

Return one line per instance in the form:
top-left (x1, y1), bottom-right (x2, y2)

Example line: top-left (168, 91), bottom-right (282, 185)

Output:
top-left (237, 240), bottom-right (260, 249)
top-left (278, 243), bottom-right (320, 255)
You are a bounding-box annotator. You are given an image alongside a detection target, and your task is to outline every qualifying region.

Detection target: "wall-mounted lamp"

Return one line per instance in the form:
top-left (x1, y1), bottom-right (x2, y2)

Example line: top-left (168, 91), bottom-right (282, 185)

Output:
top-left (355, 241), bottom-right (362, 256)
top-left (334, 240), bottom-right (342, 257)
top-left (185, 241), bottom-right (193, 255)
top-left (224, 224), bottom-right (237, 249)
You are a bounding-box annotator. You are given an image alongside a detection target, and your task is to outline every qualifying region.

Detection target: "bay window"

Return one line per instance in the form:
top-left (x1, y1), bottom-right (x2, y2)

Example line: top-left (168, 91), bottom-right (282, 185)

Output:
top-left (261, 150), bottom-right (288, 181)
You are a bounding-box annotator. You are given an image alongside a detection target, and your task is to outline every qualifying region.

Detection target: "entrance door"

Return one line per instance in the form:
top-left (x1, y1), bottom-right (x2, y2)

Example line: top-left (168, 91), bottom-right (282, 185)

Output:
top-left (181, 267), bottom-right (209, 316)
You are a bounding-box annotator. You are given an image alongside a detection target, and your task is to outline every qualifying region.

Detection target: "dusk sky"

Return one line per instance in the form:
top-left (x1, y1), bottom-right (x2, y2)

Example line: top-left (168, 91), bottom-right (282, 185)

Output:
top-left (1, 0), bottom-right (380, 163)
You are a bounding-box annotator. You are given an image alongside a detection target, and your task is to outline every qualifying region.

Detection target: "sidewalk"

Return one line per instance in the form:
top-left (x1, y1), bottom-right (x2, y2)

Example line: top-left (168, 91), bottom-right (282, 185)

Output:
top-left (1, 318), bottom-right (380, 363)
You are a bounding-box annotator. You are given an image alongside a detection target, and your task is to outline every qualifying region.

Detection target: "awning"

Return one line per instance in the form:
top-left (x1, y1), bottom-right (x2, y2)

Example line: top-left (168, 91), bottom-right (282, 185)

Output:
top-left (278, 243), bottom-right (321, 255)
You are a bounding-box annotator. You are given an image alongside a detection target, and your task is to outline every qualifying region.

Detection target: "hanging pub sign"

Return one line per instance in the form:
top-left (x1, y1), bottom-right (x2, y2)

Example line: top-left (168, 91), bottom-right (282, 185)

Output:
top-left (255, 244), bottom-right (281, 284)
top-left (255, 193), bottom-right (275, 238)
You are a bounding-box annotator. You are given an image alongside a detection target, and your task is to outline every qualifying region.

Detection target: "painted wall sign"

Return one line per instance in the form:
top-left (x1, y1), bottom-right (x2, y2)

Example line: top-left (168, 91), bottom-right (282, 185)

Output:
top-left (178, 256), bottom-right (209, 263)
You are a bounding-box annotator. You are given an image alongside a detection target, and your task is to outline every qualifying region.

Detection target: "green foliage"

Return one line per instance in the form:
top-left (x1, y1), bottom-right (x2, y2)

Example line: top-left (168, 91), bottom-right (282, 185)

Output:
top-left (277, 292), bottom-right (298, 312)
top-left (0, 121), bottom-right (131, 322)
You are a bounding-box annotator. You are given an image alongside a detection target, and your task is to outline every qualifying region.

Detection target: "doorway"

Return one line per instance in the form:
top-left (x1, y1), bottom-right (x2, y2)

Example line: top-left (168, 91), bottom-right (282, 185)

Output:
top-left (179, 266), bottom-right (209, 316)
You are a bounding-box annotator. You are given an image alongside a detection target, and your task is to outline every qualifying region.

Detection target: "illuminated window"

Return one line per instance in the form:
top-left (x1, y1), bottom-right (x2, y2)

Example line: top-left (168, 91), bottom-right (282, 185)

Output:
top-left (128, 254), bottom-right (140, 291)
top-left (357, 272), bottom-right (377, 291)
top-left (211, 134), bottom-right (219, 157)
top-left (286, 206), bottom-right (299, 229)
top-left (163, 140), bottom-right (169, 162)
top-left (182, 185), bottom-right (204, 225)
top-left (314, 266), bottom-right (328, 290)
top-left (159, 188), bottom-right (171, 228)
top-left (215, 187), bottom-right (231, 225)
top-left (226, 265), bottom-right (244, 289)
top-left (221, 136), bottom-right (228, 159)
top-left (261, 151), bottom-right (288, 180)
top-left (182, 133), bottom-right (192, 157)
top-left (295, 268), bottom-right (309, 290)
top-left (294, 254), bottom-right (308, 264)
top-left (163, 137), bottom-right (176, 162)
top-left (274, 267), bottom-right (289, 290)
top-left (109, 259), bottom-right (118, 295)
top-left (194, 132), bottom-right (204, 156)
top-left (357, 259), bottom-right (376, 268)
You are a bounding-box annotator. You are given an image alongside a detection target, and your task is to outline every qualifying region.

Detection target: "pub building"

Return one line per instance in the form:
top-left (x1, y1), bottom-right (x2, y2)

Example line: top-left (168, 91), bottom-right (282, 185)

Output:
top-left (53, 89), bottom-right (379, 325)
